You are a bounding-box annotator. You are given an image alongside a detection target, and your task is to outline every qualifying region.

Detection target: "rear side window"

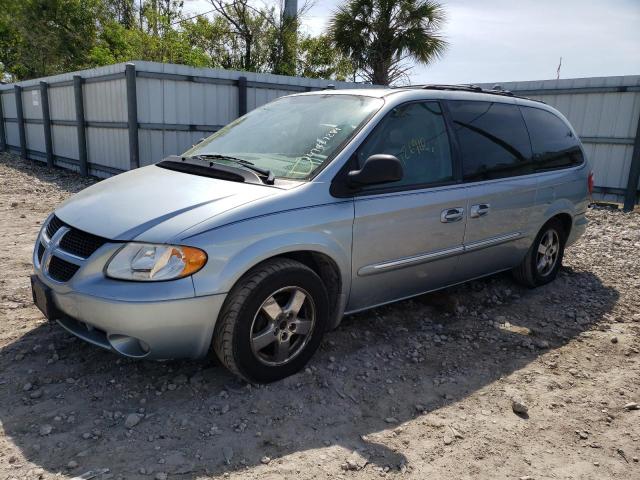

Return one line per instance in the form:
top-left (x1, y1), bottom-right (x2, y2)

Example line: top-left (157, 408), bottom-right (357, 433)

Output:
top-left (448, 101), bottom-right (533, 181)
top-left (520, 106), bottom-right (584, 171)
top-left (357, 101), bottom-right (454, 189)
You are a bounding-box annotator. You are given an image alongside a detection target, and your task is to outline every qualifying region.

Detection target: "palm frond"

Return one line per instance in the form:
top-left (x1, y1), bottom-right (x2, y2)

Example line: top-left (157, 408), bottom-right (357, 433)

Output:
top-left (328, 0), bottom-right (448, 85)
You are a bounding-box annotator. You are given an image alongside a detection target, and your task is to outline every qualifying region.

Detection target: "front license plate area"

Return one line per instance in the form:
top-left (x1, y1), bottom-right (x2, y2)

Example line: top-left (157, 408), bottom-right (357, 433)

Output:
top-left (30, 275), bottom-right (57, 320)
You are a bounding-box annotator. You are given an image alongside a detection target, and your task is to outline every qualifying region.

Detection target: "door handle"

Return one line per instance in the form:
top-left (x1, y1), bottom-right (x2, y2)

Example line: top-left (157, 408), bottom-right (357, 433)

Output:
top-left (440, 207), bottom-right (465, 223)
top-left (470, 203), bottom-right (490, 218)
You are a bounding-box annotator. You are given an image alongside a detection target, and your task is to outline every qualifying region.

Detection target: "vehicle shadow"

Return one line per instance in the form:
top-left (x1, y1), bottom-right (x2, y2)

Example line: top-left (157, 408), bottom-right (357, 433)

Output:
top-left (0, 267), bottom-right (618, 478)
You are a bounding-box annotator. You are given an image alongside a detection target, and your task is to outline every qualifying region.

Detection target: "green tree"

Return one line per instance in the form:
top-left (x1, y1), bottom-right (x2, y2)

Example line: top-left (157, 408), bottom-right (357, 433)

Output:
top-left (0, 0), bottom-right (22, 80)
top-left (104, 0), bottom-right (137, 28)
top-left (1, 0), bottom-right (103, 79)
top-left (182, 16), bottom-right (239, 69)
top-left (264, 1), bottom-right (315, 77)
top-left (89, 19), bottom-right (209, 67)
top-left (329, 0), bottom-right (448, 85)
top-left (141, 0), bottom-right (183, 36)
top-left (266, 3), bottom-right (299, 77)
top-left (297, 34), bottom-right (355, 81)
top-left (1, 0), bottom-right (372, 82)
top-left (207, 0), bottom-right (273, 72)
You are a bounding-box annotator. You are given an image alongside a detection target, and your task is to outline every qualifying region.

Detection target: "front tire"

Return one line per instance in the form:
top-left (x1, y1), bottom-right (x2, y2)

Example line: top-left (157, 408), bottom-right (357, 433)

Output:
top-left (213, 258), bottom-right (329, 383)
top-left (513, 218), bottom-right (567, 288)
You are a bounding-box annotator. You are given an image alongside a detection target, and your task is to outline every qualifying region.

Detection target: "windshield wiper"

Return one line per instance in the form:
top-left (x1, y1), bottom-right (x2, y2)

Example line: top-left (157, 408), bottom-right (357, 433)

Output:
top-left (186, 154), bottom-right (275, 185)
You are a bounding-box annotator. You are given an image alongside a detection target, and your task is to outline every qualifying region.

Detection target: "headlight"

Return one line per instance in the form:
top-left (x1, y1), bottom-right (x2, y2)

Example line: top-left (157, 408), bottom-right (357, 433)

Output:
top-left (106, 243), bottom-right (207, 281)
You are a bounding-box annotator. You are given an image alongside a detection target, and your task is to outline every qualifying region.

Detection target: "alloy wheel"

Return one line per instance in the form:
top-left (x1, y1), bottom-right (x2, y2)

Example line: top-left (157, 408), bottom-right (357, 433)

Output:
top-left (536, 229), bottom-right (560, 276)
top-left (249, 286), bottom-right (316, 366)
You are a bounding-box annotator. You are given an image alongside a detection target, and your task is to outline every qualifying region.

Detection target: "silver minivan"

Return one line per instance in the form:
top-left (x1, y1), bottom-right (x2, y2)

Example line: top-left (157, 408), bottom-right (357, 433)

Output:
top-left (31, 85), bottom-right (591, 382)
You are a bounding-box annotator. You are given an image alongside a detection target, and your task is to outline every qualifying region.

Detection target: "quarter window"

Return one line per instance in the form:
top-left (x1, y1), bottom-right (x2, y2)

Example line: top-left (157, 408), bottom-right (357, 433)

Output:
top-left (448, 101), bottom-right (533, 181)
top-left (520, 106), bottom-right (584, 171)
top-left (357, 101), bottom-right (454, 189)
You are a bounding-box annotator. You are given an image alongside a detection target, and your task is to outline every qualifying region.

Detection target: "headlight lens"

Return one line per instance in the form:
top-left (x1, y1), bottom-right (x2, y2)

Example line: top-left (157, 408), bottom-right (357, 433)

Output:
top-left (106, 243), bottom-right (207, 281)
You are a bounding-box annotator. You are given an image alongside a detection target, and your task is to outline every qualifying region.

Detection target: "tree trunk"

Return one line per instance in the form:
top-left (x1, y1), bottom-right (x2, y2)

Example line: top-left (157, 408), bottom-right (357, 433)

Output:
top-left (372, 60), bottom-right (390, 86)
top-left (245, 37), bottom-right (252, 71)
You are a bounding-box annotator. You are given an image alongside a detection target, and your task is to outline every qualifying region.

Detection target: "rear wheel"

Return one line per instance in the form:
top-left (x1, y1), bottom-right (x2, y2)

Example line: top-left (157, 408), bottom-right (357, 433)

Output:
top-left (513, 218), bottom-right (566, 288)
top-left (213, 258), bottom-right (329, 383)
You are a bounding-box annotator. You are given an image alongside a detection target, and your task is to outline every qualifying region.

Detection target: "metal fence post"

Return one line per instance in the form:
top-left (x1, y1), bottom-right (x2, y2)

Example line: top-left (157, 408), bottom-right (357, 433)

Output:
top-left (73, 75), bottom-right (88, 176)
top-left (238, 76), bottom-right (247, 117)
top-left (40, 81), bottom-right (54, 168)
top-left (0, 92), bottom-right (6, 152)
top-left (14, 85), bottom-right (26, 159)
top-left (623, 111), bottom-right (640, 212)
top-left (125, 63), bottom-right (139, 170)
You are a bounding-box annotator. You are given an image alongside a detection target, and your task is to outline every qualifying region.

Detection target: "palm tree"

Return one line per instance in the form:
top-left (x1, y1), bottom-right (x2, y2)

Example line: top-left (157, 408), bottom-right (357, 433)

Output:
top-left (329, 0), bottom-right (447, 85)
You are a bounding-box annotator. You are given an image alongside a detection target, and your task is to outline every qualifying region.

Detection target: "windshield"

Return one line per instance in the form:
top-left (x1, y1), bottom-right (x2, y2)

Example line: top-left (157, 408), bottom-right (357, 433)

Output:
top-left (184, 94), bottom-right (383, 180)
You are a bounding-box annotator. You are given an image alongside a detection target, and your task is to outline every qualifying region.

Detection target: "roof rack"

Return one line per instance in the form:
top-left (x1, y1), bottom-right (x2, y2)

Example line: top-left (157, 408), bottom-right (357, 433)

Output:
top-left (392, 83), bottom-right (548, 104)
top-left (411, 84), bottom-right (515, 97)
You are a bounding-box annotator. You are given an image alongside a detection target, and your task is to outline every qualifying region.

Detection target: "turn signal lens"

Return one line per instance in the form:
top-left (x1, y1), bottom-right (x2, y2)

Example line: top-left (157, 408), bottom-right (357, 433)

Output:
top-left (177, 246), bottom-right (208, 276)
top-left (587, 171), bottom-right (594, 195)
top-left (106, 243), bottom-right (207, 281)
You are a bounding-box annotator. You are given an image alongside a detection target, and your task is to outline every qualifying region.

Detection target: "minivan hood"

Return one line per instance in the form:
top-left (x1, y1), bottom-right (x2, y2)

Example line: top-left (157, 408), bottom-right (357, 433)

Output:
top-left (55, 165), bottom-right (280, 241)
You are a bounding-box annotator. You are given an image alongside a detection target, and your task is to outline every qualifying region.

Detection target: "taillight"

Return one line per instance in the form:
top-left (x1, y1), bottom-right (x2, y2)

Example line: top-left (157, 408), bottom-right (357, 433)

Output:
top-left (587, 171), bottom-right (594, 195)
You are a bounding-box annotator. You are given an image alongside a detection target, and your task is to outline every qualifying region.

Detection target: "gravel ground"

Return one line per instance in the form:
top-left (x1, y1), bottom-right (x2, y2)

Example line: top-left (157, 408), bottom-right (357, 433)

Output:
top-left (0, 152), bottom-right (639, 480)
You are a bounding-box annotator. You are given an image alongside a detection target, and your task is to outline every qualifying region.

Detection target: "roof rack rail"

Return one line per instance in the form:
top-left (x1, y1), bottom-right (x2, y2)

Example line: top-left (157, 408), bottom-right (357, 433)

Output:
top-left (390, 83), bottom-right (546, 104)
top-left (420, 84), bottom-right (514, 97)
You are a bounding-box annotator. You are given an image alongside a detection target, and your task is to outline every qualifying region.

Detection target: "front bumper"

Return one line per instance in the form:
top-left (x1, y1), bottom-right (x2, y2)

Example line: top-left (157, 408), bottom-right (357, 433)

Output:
top-left (32, 238), bottom-right (226, 359)
top-left (31, 213), bottom-right (229, 360)
top-left (50, 287), bottom-right (226, 359)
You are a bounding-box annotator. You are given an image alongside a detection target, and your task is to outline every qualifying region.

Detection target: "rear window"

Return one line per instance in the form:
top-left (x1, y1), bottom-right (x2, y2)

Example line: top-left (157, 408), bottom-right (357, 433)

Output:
top-left (520, 106), bottom-right (584, 171)
top-left (448, 101), bottom-right (533, 181)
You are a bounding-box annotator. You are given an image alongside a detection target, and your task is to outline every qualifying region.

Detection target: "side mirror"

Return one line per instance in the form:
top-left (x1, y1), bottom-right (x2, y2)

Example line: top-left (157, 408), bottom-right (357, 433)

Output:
top-left (348, 154), bottom-right (403, 186)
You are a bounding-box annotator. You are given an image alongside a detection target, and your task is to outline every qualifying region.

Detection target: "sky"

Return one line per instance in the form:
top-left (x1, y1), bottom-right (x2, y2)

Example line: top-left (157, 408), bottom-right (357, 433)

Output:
top-left (184, 0), bottom-right (640, 84)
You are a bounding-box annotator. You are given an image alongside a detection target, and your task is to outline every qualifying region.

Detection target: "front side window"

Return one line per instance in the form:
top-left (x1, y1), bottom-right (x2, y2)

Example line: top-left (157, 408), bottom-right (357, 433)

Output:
top-left (448, 101), bottom-right (533, 181)
top-left (520, 106), bottom-right (584, 171)
top-left (185, 94), bottom-right (383, 180)
top-left (356, 101), bottom-right (454, 189)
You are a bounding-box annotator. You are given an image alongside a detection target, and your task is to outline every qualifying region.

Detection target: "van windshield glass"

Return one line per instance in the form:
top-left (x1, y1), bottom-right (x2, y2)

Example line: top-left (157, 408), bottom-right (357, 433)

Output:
top-left (184, 94), bottom-right (383, 180)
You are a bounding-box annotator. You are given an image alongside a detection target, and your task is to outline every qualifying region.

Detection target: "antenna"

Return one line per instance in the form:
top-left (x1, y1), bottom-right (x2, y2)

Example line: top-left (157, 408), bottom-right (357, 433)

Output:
top-left (556, 57), bottom-right (562, 80)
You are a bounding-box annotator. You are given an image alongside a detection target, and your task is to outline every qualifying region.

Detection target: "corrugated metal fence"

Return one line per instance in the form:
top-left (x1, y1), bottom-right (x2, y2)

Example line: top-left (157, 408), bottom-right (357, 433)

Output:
top-left (0, 61), bottom-right (359, 178)
top-left (480, 76), bottom-right (640, 209)
top-left (1, 66), bottom-right (639, 209)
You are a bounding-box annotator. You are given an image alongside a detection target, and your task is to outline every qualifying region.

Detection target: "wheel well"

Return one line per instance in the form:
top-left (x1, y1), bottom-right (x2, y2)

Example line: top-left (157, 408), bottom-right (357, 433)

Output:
top-left (228, 251), bottom-right (343, 329)
top-left (277, 251), bottom-right (342, 320)
top-left (551, 213), bottom-right (573, 238)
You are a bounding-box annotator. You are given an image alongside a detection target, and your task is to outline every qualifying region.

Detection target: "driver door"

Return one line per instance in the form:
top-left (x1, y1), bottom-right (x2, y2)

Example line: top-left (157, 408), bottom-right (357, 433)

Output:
top-left (348, 101), bottom-right (468, 312)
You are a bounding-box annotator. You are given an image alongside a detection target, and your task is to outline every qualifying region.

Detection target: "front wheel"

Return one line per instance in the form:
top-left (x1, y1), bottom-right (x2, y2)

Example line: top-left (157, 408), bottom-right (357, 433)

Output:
top-left (212, 258), bottom-right (329, 383)
top-left (513, 218), bottom-right (566, 288)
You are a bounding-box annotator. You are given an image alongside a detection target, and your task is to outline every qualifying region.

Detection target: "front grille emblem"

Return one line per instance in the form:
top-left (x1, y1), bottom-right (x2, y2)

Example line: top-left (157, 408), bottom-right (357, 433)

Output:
top-left (41, 226), bottom-right (71, 274)
top-left (35, 216), bottom-right (107, 283)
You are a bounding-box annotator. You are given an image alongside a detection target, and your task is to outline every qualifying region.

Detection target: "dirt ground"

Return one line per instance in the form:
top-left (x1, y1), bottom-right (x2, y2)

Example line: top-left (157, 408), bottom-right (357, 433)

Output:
top-left (0, 152), bottom-right (638, 480)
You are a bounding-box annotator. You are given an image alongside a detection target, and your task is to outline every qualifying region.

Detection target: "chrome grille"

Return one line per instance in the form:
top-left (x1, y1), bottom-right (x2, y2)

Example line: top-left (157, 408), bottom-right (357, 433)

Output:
top-left (35, 215), bottom-right (110, 283)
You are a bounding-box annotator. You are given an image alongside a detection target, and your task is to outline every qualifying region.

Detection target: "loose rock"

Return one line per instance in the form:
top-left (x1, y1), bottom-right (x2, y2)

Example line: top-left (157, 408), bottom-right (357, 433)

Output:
top-left (511, 397), bottom-right (529, 415)
top-left (124, 414), bottom-right (141, 428)
top-left (39, 424), bottom-right (52, 436)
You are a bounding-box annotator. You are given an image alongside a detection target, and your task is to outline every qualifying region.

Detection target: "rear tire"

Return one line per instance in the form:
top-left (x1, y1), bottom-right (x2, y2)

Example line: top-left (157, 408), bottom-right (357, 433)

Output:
top-left (213, 258), bottom-right (329, 383)
top-left (513, 218), bottom-right (566, 288)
